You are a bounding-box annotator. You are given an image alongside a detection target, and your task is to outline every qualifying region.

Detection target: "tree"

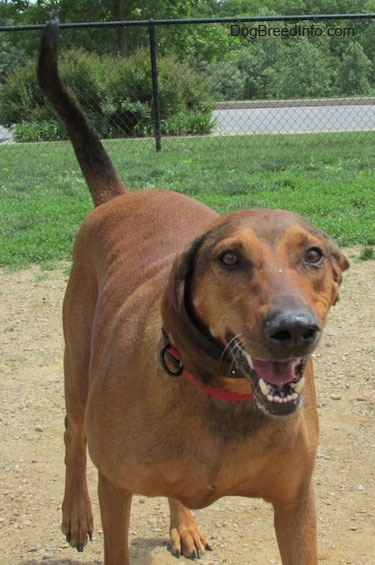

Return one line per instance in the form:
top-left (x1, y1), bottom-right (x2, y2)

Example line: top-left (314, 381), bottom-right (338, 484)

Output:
top-left (335, 41), bottom-right (373, 95)
top-left (269, 39), bottom-right (334, 99)
top-left (0, 0), bottom-right (374, 99)
top-left (57, 0), bottom-right (200, 56)
top-left (237, 45), bottom-right (271, 99)
top-left (206, 53), bottom-right (246, 99)
top-left (0, 1), bottom-right (208, 56)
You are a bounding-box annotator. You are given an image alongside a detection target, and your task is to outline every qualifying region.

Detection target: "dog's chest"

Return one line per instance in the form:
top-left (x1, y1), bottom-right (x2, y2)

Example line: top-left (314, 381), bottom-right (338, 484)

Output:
top-left (158, 442), bottom-right (273, 508)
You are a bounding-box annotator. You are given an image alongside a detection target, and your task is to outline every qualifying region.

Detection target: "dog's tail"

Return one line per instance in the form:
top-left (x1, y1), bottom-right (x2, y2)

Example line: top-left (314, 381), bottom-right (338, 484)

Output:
top-left (37, 14), bottom-right (126, 207)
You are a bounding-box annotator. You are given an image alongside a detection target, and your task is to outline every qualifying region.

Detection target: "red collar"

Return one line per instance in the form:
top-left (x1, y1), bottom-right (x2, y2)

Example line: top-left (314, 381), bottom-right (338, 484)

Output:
top-left (160, 338), bottom-right (253, 403)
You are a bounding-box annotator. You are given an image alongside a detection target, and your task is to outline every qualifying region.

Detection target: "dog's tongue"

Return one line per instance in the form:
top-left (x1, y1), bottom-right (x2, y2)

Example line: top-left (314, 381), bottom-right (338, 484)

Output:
top-left (252, 358), bottom-right (300, 386)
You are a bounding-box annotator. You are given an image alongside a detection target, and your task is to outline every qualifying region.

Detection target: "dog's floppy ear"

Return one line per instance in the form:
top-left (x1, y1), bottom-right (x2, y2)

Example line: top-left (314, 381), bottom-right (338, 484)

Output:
top-left (171, 235), bottom-right (206, 313)
top-left (325, 235), bottom-right (350, 281)
top-left (323, 235), bottom-right (349, 305)
top-left (302, 218), bottom-right (349, 305)
top-left (161, 233), bottom-right (226, 365)
top-left (161, 233), bottom-right (205, 339)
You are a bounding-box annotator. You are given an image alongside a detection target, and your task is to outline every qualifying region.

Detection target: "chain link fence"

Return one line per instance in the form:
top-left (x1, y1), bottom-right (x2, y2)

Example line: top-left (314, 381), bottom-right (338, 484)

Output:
top-left (212, 98), bottom-right (375, 136)
top-left (0, 14), bottom-right (374, 164)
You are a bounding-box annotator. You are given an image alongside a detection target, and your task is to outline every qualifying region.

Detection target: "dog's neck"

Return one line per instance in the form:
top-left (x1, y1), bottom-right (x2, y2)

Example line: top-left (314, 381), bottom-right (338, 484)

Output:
top-left (160, 330), bottom-right (253, 402)
top-left (160, 258), bottom-right (249, 385)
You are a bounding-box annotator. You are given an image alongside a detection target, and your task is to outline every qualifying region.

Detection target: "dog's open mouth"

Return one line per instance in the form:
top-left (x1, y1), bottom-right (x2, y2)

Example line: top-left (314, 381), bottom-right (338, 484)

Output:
top-left (249, 357), bottom-right (307, 416)
top-left (226, 336), bottom-right (307, 416)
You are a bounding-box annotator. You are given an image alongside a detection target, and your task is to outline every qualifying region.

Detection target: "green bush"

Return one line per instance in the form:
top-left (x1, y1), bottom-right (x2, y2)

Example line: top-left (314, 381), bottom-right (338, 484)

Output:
top-left (0, 47), bottom-right (215, 141)
top-left (13, 120), bottom-right (65, 142)
top-left (206, 58), bottom-right (246, 101)
top-left (0, 38), bottom-right (27, 84)
top-left (162, 112), bottom-right (214, 136)
top-left (0, 58), bottom-right (43, 126)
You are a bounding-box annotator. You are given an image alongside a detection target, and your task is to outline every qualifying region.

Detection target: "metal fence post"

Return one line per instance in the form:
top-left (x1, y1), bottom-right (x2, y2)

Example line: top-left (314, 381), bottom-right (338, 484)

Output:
top-left (148, 20), bottom-right (162, 152)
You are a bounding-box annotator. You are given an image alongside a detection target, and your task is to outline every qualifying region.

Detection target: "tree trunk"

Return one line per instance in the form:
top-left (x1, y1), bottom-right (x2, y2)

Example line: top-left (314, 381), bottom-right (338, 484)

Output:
top-left (113, 0), bottom-right (128, 57)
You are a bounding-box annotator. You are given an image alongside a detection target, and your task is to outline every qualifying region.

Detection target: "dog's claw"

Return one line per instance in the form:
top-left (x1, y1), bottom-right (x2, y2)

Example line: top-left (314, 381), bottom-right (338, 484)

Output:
top-left (205, 543), bottom-right (213, 551)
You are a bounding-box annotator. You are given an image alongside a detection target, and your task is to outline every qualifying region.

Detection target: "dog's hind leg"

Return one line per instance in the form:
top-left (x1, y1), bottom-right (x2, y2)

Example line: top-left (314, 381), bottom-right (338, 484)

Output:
top-left (169, 498), bottom-right (211, 559)
top-left (98, 472), bottom-right (132, 564)
top-left (61, 270), bottom-right (95, 551)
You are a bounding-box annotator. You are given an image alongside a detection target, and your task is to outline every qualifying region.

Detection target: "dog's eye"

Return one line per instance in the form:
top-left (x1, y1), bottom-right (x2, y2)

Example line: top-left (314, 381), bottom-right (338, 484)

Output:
top-left (305, 247), bottom-right (324, 265)
top-left (219, 251), bottom-right (241, 268)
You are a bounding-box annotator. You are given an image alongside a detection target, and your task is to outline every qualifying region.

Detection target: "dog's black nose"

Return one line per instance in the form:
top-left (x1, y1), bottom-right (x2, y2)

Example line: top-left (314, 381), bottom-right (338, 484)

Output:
top-left (264, 308), bottom-right (320, 352)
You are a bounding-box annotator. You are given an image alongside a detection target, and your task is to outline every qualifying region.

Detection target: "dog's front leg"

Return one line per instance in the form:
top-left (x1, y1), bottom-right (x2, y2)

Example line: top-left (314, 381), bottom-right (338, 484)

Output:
top-left (98, 472), bottom-right (132, 565)
top-left (273, 482), bottom-right (317, 564)
top-left (168, 498), bottom-right (211, 559)
top-left (61, 415), bottom-right (94, 552)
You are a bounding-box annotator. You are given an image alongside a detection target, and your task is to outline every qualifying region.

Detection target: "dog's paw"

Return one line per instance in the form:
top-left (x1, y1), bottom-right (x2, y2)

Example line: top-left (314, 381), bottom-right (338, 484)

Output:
top-left (170, 529), bottom-right (212, 560)
top-left (169, 503), bottom-right (212, 560)
top-left (62, 493), bottom-right (94, 552)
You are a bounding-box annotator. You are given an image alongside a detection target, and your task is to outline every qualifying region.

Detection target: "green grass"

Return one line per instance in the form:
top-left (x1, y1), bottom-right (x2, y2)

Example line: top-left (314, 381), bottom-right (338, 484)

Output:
top-left (0, 131), bottom-right (374, 269)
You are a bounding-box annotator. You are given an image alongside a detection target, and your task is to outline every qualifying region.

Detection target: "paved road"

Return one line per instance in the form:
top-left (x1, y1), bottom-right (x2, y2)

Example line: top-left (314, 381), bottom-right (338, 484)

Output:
top-left (212, 104), bottom-right (375, 135)
top-left (2, 103), bottom-right (374, 141)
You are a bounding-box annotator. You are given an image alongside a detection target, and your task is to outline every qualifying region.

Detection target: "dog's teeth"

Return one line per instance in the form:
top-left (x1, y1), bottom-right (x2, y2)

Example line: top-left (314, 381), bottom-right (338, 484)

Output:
top-left (247, 354), bottom-right (254, 370)
top-left (291, 377), bottom-right (305, 394)
top-left (264, 388), bottom-right (300, 404)
top-left (259, 378), bottom-right (271, 396)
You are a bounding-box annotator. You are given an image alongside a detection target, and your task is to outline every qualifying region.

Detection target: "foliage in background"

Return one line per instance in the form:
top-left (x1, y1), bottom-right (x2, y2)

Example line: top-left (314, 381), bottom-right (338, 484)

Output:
top-left (0, 47), bottom-right (215, 141)
top-left (0, 37), bottom-right (26, 84)
top-left (0, 1), bottom-right (374, 102)
top-left (206, 26), bottom-right (374, 101)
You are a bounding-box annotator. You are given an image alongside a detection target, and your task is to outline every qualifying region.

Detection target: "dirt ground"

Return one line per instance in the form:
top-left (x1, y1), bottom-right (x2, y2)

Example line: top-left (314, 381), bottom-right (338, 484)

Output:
top-left (0, 249), bottom-right (374, 565)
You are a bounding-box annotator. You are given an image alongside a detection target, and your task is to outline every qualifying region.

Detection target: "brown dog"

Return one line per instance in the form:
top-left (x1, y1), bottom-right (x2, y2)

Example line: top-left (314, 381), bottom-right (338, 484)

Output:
top-left (38, 17), bottom-right (349, 564)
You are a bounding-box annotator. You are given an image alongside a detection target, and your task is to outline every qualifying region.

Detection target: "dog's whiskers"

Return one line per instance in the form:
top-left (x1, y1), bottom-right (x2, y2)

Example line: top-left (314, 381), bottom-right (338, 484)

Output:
top-left (222, 334), bottom-right (251, 375)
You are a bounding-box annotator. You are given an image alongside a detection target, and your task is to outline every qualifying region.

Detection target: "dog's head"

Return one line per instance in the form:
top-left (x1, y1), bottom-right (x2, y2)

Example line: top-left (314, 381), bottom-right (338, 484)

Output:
top-left (162, 209), bottom-right (349, 416)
